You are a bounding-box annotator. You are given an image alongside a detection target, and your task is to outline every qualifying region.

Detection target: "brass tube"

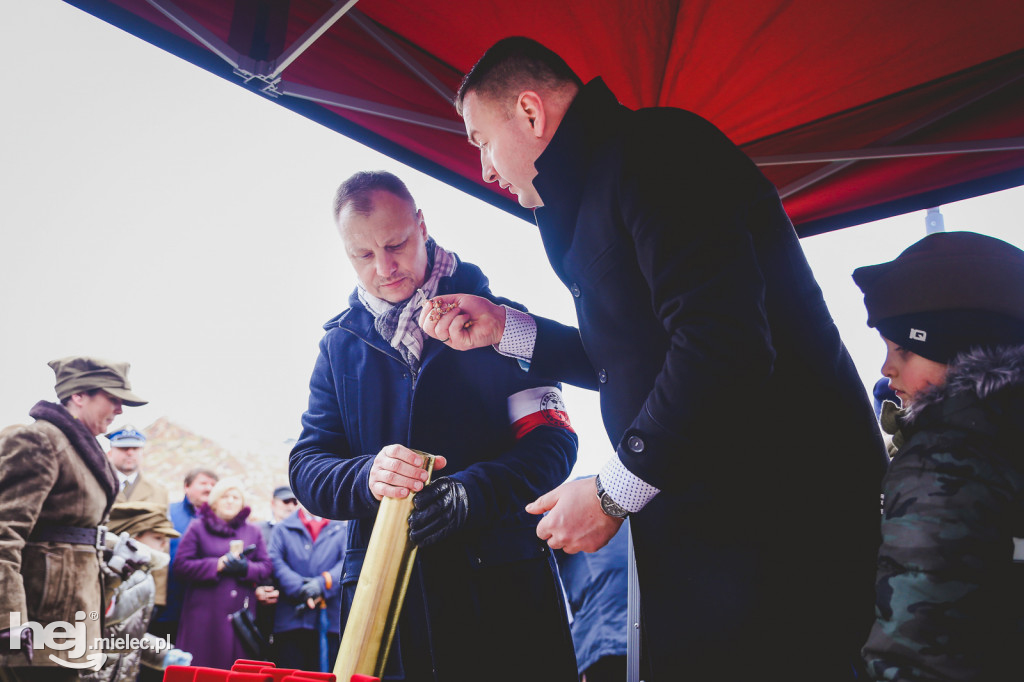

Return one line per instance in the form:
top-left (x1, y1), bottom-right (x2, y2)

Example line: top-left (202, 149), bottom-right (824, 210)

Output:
top-left (334, 451), bottom-right (435, 680)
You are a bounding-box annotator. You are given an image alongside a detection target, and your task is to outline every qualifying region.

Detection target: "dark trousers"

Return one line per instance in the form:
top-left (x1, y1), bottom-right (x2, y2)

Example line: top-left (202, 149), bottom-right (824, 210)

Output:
top-left (274, 629), bottom-right (340, 673)
top-left (140, 611), bottom-right (178, 682)
top-left (582, 655), bottom-right (626, 682)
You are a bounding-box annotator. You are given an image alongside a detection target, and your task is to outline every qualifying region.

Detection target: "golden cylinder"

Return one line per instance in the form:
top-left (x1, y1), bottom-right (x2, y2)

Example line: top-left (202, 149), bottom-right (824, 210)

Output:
top-left (334, 451), bottom-right (435, 680)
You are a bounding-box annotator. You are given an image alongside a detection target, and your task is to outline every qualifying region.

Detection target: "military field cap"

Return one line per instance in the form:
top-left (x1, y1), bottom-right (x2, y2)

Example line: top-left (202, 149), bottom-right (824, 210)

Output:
top-left (107, 501), bottom-right (179, 538)
top-left (852, 231), bottom-right (1024, 327)
top-left (107, 425), bottom-right (146, 448)
top-left (48, 356), bottom-right (148, 406)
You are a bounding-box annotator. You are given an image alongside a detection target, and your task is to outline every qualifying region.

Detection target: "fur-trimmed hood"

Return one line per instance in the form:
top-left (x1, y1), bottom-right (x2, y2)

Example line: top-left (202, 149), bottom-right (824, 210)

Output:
top-left (905, 345), bottom-right (1024, 420)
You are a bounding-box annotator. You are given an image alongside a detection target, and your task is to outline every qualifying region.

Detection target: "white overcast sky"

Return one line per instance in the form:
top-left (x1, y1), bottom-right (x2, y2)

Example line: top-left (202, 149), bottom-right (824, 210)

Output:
top-left (2, 0), bottom-right (1022, 477)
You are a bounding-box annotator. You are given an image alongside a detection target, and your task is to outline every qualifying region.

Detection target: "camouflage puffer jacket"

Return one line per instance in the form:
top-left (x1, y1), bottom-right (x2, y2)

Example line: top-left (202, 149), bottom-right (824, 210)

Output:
top-left (863, 345), bottom-right (1024, 681)
top-left (82, 569), bottom-right (169, 682)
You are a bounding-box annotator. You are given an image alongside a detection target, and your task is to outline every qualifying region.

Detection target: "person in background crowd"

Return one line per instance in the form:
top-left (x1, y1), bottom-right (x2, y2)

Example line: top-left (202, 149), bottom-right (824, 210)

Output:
top-left (146, 466), bottom-right (219, 666)
top-left (0, 356), bottom-right (147, 681)
top-left (106, 424), bottom-right (172, 627)
top-left (83, 502), bottom-right (192, 682)
top-left (554, 517), bottom-right (646, 682)
top-left (107, 426), bottom-right (169, 507)
top-left (254, 485), bottom-right (296, 664)
top-left (423, 36), bottom-right (887, 680)
top-left (268, 508), bottom-right (347, 671)
top-left (853, 231), bottom-right (1024, 681)
top-left (871, 377), bottom-right (900, 421)
top-left (258, 486), bottom-right (299, 545)
top-left (173, 477), bottom-right (272, 669)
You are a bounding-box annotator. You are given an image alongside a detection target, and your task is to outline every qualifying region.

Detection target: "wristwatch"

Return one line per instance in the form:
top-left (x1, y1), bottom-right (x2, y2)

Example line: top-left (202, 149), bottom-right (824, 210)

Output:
top-left (594, 475), bottom-right (629, 518)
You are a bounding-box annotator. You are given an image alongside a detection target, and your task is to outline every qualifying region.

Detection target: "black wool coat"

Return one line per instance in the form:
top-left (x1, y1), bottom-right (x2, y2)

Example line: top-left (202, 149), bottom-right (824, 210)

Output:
top-left (527, 78), bottom-right (889, 681)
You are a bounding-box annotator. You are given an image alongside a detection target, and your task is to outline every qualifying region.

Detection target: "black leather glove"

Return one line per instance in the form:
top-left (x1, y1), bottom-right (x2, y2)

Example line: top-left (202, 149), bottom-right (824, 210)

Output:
top-left (0, 626), bottom-right (34, 664)
top-left (221, 553), bottom-right (249, 576)
top-left (298, 577), bottom-right (323, 603)
top-left (408, 477), bottom-right (469, 547)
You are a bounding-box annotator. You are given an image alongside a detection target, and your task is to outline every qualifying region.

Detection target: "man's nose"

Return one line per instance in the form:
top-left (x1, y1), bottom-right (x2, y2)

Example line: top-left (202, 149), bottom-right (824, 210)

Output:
top-left (376, 255), bottom-right (397, 278)
top-left (481, 151), bottom-right (497, 184)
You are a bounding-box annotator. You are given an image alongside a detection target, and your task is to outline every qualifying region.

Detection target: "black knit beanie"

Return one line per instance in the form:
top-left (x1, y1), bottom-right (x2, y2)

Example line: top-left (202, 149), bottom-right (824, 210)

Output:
top-left (853, 231), bottom-right (1024, 363)
top-left (875, 309), bottom-right (1024, 364)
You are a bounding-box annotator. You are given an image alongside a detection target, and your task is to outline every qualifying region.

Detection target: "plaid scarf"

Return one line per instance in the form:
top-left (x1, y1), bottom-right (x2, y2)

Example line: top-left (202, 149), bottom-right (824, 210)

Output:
top-left (357, 238), bottom-right (458, 371)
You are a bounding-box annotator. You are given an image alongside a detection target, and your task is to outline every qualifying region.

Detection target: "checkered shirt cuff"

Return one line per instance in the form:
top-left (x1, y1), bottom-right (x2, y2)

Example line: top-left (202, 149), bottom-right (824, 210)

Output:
top-left (599, 456), bottom-right (660, 513)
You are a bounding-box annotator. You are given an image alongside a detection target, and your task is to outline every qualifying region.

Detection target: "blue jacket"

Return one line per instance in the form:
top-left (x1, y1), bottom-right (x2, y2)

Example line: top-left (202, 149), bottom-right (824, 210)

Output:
top-left (555, 519), bottom-right (630, 674)
top-left (290, 259), bottom-right (578, 681)
top-left (154, 496), bottom-right (198, 624)
top-left (267, 511), bottom-right (347, 634)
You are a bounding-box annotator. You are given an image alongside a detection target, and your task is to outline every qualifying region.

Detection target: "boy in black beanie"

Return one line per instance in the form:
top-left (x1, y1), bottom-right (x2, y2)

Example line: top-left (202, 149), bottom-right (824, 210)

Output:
top-left (853, 231), bottom-right (1024, 681)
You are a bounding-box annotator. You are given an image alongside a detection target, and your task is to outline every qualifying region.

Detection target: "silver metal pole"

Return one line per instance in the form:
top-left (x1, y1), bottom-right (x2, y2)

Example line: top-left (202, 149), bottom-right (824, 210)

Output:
top-left (627, 522), bottom-right (642, 682)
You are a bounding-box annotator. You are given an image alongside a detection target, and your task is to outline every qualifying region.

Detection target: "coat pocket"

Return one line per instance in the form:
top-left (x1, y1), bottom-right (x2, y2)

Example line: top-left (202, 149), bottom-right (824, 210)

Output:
top-left (22, 545), bottom-right (68, 621)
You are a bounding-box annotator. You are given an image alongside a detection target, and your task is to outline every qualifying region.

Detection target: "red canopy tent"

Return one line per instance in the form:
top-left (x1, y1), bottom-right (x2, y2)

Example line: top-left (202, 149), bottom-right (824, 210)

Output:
top-left (63, 0), bottom-right (1024, 236)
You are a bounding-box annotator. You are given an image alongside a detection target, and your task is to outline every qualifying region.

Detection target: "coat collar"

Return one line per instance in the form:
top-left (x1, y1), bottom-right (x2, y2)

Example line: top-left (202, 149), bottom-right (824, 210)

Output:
top-left (533, 77), bottom-right (627, 277)
top-left (198, 503), bottom-right (252, 536)
top-left (887, 345), bottom-right (1024, 445)
top-left (29, 400), bottom-right (119, 515)
top-left (280, 509), bottom-right (340, 537)
top-left (324, 258), bottom-right (493, 367)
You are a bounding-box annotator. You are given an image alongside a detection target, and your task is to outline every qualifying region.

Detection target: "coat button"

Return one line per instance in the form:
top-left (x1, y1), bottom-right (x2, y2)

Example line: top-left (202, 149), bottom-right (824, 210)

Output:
top-left (570, 283), bottom-right (581, 298)
top-left (627, 436), bottom-right (645, 453)
top-left (304, 544), bottom-right (311, 550)
top-left (230, 589), bottom-right (238, 597)
top-left (598, 369), bottom-right (608, 383)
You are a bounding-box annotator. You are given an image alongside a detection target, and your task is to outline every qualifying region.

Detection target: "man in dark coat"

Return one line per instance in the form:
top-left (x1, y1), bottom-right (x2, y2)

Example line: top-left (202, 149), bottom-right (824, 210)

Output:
top-left (421, 37), bottom-right (888, 680)
top-left (289, 171), bottom-right (578, 681)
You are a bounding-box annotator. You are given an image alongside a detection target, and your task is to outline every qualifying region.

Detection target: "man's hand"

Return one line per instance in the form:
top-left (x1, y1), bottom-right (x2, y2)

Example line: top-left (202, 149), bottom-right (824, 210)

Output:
top-left (369, 445), bottom-right (447, 501)
top-left (418, 294), bottom-right (506, 351)
top-left (299, 577), bottom-right (324, 609)
top-left (408, 477), bottom-right (470, 547)
top-left (254, 585), bottom-right (279, 605)
top-left (526, 477), bottom-right (623, 554)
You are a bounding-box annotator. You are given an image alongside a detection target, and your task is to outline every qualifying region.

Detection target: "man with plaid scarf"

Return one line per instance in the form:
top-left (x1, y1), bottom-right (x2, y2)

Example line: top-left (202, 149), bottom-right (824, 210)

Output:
top-left (289, 171), bottom-right (579, 681)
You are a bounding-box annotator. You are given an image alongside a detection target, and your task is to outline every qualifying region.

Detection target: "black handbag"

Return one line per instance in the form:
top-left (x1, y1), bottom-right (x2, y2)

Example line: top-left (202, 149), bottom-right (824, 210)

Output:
top-left (229, 597), bottom-right (267, 658)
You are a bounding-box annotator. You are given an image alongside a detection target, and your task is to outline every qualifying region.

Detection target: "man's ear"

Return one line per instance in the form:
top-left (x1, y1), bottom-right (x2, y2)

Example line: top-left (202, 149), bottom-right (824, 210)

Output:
top-left (417, 208), bottom-right (428, 241)
top-left (517, 91), bottom-right (547, 139)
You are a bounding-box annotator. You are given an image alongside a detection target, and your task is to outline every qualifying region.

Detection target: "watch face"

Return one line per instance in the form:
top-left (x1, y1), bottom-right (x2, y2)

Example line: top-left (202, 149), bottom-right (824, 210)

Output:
top-left (600, 493), bottom-right (627, 518)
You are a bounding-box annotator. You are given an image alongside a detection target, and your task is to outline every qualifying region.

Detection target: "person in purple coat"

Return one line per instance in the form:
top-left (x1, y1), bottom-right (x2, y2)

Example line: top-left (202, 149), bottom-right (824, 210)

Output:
top-left (172, 477), bottom-right (273, 669)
